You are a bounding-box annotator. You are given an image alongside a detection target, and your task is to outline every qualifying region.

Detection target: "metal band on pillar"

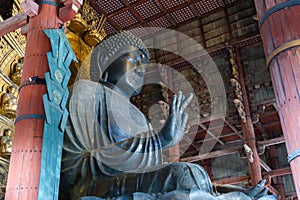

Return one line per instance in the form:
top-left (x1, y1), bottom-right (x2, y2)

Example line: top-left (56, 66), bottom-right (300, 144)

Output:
top-left (266, 39), bottom-right (300, 66)
top-left (39, 0), bottom-right (59, 7)
top-left (288, 148), bottom-right (300, 163)
top-left (260, 1), bottom-right (300, 27)
top-left (19, 77), bottom-right (46, 91)
top-left (15, 114), bottom-right (45, 123)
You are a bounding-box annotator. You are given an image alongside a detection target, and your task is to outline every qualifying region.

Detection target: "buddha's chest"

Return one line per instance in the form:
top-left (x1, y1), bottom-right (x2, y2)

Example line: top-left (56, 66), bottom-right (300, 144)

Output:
top-left (105, 89), bottom-right (151, 142)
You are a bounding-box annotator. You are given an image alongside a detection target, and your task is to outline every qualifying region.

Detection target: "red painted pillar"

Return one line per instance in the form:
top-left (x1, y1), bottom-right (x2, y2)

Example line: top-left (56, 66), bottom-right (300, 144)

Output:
top-left (236, 48), bottom-right (262, 185)
top-left (254, 0), bottom-right (300, 197)
top-left (5, 1), bottom-right (61, 199)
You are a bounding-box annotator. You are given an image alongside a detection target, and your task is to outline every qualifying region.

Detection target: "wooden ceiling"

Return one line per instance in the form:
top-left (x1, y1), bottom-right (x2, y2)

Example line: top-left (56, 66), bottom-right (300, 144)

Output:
top-left (89, 0), bottom-right (238, 35)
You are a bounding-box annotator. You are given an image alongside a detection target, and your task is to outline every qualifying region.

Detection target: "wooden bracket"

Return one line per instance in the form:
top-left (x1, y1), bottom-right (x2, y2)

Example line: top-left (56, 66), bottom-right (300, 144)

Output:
top-left (59, 0), bottom-right (83, 22)
top-left (20, 0), bottom-right (39, 17)
top-left (0, 12), bottom-right (28, 37)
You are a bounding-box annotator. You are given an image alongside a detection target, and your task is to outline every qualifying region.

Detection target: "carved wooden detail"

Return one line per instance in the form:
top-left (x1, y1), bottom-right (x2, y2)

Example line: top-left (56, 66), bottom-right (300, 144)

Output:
top-left (67, 0), bottom-right (106, 47)
top-left (226, 41), bottom-right (246, 123)
top-left (66, 0), bottom-right (107, 86)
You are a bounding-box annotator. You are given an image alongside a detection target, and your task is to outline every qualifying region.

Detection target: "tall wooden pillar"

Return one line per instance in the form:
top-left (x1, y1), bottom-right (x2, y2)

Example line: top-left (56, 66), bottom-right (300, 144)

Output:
top-left (5, 1), bottom-right (61, 199)
top-left (236, 48), bottom-right (262, 185)
top-left (254, 0), bottom-right (300, 197)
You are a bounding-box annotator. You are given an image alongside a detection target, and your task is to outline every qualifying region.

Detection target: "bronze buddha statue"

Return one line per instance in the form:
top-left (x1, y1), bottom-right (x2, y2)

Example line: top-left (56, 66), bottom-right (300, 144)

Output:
top-left (59, 31), bottom-right (276, 200)
top-left (1, 85), bottom-right (18, 119)
top-left (0, 128), bottom-right (13, 154)
top-left (11, 63), bottom-right (23, 85)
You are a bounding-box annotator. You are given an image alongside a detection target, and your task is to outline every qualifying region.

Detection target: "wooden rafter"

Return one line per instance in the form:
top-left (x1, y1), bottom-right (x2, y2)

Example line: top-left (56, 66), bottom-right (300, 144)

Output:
top-left (213, 167), bottom-right (292, 184)
top-left (0, 12), bottom-right (27, 37)
top-left (180, 137), bottom-right (285, 162)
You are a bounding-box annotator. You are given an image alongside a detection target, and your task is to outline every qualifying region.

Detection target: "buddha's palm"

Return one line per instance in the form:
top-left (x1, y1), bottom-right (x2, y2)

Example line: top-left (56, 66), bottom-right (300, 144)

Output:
top-left (159, 91), bottom-right (193, 148)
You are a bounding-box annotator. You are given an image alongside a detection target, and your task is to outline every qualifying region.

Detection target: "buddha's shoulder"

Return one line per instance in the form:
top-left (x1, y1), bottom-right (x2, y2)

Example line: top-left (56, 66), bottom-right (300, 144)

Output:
top-left (69, 80), bottom-right (105, 101)
top-left (74, 79), bottom-right (103, 89)
top-left (72, 80), bottom-right (104, 92)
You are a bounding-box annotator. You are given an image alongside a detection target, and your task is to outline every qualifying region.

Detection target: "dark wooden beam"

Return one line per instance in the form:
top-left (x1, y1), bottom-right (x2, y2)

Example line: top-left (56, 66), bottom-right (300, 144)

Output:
top-left (89, 1), bottom-right (121, 31)
top-left (180, 137), bottom-right (285, 162)
top-left (213, 174), bottom-right (250, 185)
top-left (118, 0), bottom-right (145, 24)
top-left (154, 0), bottom-right (176, 26)
top-left (127, 1), bottom-right (198, 30)
top-left (264, 167), bottom-right (292, 178)
top-left (0, 12), bottom-right (27, 37)
top-left (262, 121), bottom-right (281, 128)
top-left (180, 146), bottom-right (240, 162)
top-left (106, 0), bottom-right (149, 18)
top-left (125, 0), bottom-right (145, 24)
top-left (257, 136), bottom-right (285, 148)
top-left (180, 131), bottom-right (243, 155)
top-left (212, 167), bottom-right (292, 184)
top-left (119, 0), bottom-right (129, 6)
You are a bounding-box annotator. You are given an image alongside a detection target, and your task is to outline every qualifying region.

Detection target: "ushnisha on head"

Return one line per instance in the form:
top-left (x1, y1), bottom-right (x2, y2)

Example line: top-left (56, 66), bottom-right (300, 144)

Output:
top-left (90, 31), bottom-right (150, 97)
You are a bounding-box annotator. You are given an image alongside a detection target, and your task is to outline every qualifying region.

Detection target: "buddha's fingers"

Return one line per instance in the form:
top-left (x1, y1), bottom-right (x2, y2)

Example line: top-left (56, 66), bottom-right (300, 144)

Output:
top-left (181, 112), bottom-right (188, 130)
top-left (180, 93), bottom-right (193, 113)
top-left (176, 91), bottom-right (183, 112)
top-left (170, 94), bottom-right (177, 117)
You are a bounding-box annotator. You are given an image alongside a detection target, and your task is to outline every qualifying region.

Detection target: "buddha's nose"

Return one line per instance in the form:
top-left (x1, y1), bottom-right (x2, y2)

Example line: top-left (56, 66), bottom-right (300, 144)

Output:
top-left (135, 65), bottom-right (145, 76)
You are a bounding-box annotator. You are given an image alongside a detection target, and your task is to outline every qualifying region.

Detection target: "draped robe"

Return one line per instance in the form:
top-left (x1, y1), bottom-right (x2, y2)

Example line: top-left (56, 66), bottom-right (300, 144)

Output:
top-left (59, 80), bottom-right (213, 199)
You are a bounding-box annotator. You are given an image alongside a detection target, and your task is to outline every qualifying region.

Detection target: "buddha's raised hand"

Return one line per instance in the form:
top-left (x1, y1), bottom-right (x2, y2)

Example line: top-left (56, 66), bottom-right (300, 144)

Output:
top-left (159, 91), bottom-right (193, 148)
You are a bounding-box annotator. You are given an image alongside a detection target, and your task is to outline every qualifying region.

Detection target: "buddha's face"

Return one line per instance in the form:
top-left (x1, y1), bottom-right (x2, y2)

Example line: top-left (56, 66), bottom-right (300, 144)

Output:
top-left (15, 63), bottom-right (23, 72)
top-left (104, 46), bottom-right (147, 97)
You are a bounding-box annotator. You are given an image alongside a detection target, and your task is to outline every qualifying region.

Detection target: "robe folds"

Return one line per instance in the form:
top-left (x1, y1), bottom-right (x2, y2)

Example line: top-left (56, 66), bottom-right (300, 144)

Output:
top-left (59, 80), bottom-right (212, 199)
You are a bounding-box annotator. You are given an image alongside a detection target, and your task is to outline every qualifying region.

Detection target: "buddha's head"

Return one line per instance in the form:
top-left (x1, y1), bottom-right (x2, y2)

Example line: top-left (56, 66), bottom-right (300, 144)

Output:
top-left (8, 85), bottom-right (17, 94)
top-left (3, 128), bottom-right (12, 137)
top-left (15, 63), bottom-right (23, 73)
top-left (90, 31), bottom-right (149, 97)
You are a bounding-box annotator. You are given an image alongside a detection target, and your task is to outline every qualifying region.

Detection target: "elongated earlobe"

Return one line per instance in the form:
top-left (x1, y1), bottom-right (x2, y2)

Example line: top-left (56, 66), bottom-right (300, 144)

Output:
top-left (101, 72), bottom-right (108, 83)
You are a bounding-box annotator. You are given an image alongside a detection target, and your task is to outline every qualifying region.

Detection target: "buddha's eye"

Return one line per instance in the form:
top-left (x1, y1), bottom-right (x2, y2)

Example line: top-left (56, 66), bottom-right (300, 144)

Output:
top-left (140, 53), bottom-right (148, 64)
